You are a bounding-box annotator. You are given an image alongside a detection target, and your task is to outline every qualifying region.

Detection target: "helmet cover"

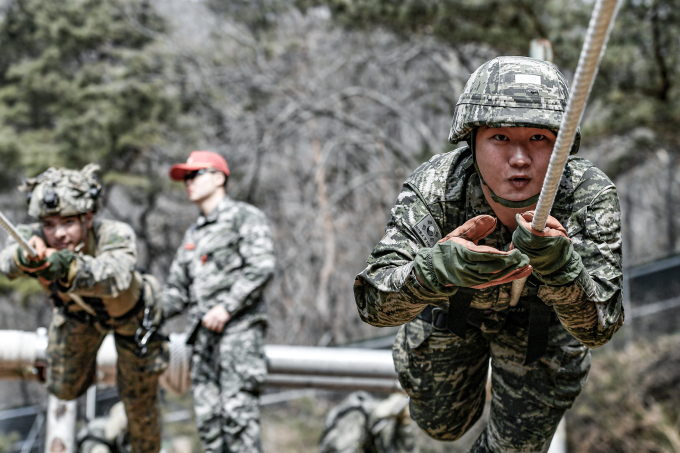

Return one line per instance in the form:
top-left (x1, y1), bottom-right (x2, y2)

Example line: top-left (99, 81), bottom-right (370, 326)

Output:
top-left (21, 164), bottom-right (102, 219)
top-left (448, 56), bottom-right (580, 154)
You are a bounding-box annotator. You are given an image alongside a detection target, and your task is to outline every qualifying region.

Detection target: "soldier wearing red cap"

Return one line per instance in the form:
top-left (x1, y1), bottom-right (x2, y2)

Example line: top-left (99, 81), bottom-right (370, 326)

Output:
top-left (162, 151), bottom-right (275, 453)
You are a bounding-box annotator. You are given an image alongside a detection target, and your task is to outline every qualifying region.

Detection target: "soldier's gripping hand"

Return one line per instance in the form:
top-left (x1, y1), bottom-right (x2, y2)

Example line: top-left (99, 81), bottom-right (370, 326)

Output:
top-left (202, 305), bottom-right (231, 333)
top-left (413, 215), bottom-right (532, 293)
top-left (14, 236), bottom-right (49, 273)
top-left (512, 211), bottom-right (584, 286)
top-left (34, 249), bottom-right (76, 283)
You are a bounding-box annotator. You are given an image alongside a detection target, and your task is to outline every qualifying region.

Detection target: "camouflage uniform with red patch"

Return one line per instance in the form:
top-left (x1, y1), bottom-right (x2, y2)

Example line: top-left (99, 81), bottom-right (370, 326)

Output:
top-left (162, 195), bottom-right (275, 453)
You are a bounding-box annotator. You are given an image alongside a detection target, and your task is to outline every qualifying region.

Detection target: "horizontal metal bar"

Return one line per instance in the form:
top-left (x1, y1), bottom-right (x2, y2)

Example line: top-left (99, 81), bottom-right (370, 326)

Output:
top-left (264, 345), bottom-right (396, 378)
top-left (265, 374), bottom-right (401, 393)
top-left (630, 295), bottom-right (680, 319)
top-left (0, 331), bottom-right (399, 394)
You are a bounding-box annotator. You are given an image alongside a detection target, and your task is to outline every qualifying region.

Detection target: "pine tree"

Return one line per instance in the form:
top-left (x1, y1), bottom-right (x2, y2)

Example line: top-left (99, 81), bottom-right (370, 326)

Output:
top-left (0, 0), bottom-right (178, 183)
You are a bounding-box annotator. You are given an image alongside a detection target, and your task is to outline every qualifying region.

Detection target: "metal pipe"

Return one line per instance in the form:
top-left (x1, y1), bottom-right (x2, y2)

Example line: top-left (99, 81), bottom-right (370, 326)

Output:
top-left (264, 345), bottom-right (396, 378)
top-left (265, 374), bottom-right (401, 393)
top-left (0, 330), bottom-right (398, 391)
top-left (0, 330), bottom-right (39, 379)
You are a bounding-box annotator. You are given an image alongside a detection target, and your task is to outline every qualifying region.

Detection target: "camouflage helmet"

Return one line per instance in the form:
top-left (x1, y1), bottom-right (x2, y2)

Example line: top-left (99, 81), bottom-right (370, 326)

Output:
top-left (448, 56), bottom-right (580, 154)
top-left (21, 164), bottom-right (102, 219)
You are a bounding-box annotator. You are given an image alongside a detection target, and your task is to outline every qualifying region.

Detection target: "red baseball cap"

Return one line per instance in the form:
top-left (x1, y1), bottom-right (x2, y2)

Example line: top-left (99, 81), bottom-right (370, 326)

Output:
top-left (169, 151), bottom-right (230, 181)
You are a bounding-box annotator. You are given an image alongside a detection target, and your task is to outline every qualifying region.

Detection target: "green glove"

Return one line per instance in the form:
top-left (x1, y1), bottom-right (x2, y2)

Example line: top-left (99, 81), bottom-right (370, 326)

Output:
top-left (512, 212), bottom-right (584, 285)
top-left (413, 215), bottom-right (532, 293)
top-left (35, 250), bottom-right (76, 282)
top-left (14, 248), bottom-right (49, 273)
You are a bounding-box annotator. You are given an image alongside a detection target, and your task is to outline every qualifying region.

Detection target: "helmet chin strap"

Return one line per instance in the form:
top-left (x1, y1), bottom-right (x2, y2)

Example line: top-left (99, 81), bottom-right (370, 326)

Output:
top-left (488, 190), bottom-right (540, 209)
top-left (469, 128), bottom-right (540, 210)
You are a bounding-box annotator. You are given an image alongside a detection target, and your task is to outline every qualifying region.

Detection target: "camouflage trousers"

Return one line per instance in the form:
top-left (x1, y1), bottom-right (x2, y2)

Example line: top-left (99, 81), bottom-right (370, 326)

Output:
top-left (191, 323), bottom-right (267, 453)
top-left (46, 307), bottom-right (168, 453)
top-left (319, 391), bottom-right (416, 453)
top-left (393, 306), bottom-right (591, 453)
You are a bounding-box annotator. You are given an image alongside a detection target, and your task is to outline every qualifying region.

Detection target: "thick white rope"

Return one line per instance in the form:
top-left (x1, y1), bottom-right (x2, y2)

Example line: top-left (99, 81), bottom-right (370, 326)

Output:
top-left (532, 0), bottom-right (621, 231)
top-left (158, 333), bottom-right (192, 396)
top-left (0, 211), bottom-right (37, 257)
top-left (511, 0), bottom-right (621, 301)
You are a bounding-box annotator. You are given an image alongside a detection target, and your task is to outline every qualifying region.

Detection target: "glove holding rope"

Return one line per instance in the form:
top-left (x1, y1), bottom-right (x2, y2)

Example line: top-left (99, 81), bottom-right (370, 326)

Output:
top-left (13, 236), bottom-right (75, 282)
top-left (413, 215), bottom-right (532, 293)
top-left (13, 236), bottom-right (49, 273)
top-left (512, 211), bottom-right (584, 286)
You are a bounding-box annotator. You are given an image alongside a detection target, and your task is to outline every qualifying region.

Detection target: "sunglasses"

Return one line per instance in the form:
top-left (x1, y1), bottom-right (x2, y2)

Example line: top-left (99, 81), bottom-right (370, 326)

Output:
top-left (183, 168), bottom-right (216, 181)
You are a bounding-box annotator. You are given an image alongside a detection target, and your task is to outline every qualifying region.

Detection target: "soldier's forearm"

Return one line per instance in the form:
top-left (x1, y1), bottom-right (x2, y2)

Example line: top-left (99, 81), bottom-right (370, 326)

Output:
top-left (354, 264), bottom-right (448, 327)
top-left (539, 270), bottom-right (623, 347)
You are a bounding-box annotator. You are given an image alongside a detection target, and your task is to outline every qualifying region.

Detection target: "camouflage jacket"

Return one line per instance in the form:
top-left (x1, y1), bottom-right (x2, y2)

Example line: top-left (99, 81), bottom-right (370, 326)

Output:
top-left (162, 196), bottom-right (276, 333)
top-left (354, 147), bottom-right (624, 348)
top-left (0, 219), bottom-right (145, 319)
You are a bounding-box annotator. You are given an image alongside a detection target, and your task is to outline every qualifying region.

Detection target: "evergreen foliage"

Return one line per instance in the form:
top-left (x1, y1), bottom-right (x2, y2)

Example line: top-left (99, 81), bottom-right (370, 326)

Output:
top-left (294, 0), bottom-right (590, 65)
top-left (597, 0), bottom-right (680, 145)
top-left (0, 0), bottom-right (178, 183)
top-left (203, 0), bottom-right (292, 34)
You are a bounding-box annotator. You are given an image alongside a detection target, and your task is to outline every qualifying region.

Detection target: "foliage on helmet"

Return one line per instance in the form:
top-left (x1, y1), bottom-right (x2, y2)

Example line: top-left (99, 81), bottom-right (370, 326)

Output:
top-left (448, 56), bottom-right (580, 154)
top-left (21, 164), bottom-right (102, 219)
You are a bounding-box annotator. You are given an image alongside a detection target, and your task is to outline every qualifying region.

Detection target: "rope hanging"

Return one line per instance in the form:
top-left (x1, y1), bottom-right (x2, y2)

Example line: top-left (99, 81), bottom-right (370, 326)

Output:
top-left (510, 0), bottom-right (621, 304)
top-left (0, 211), bottom-right (37, 257)
top-left (532, 0), bottom-right (622, 231)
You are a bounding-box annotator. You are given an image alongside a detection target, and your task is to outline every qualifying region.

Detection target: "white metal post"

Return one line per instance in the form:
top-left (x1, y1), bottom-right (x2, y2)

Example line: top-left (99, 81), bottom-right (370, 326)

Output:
top-left (45, 395), bottom-right (76, 453)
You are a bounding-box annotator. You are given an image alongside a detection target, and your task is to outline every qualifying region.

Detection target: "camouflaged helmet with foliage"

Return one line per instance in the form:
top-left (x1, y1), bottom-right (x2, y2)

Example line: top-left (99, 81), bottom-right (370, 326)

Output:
top-left (448, 56), bottom-right (580, 154)
top-left (21, 164), bottom-right (102, 218)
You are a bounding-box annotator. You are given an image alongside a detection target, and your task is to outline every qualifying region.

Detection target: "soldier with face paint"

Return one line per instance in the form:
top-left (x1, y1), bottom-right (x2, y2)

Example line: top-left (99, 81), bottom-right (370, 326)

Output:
top-left (354, 56), bottom-right (624, 452)
top-left (0, 164), bottom-right (167, 453)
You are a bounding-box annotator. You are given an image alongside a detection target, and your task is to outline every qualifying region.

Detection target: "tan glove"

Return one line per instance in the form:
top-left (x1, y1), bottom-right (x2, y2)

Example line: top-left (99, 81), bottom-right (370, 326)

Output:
top-left (414, 215), bottom-right (532, 292)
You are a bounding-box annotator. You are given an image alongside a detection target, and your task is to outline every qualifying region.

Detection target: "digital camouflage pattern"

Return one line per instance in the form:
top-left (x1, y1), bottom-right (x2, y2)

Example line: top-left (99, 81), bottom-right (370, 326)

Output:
top-left (20, 163), bottom-right (102, 218)
top-left (192, 325), bottom-right (266, 453)
top-left (448, 56), bottom-right (581, 154)
top-left (0, 218), bottom-right (167, 453)
top-left (319, 391), bottom-right (416, 453)
top-left (354, 147), bottom-right (623, 451)
top-left (162, 195), bottom-right (275, 453)
top-left (392, 315), bottom-right (589, 452)
top-left (162, 195), bottom-right (276, 330)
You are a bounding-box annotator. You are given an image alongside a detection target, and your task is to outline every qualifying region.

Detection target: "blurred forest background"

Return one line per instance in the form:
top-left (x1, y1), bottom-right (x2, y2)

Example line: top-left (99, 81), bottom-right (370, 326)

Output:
top-left (0, 0), bottom-right (679, 451)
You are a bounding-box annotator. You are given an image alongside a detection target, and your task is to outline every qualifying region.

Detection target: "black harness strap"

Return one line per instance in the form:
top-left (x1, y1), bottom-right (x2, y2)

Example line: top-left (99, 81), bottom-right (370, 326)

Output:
top-left (446, 289), bottom-right (475, 339)
top-left (524, 295), bottom-right (552, 365)
top-left (416, 287), bottom-right (553, 366)
top-left (415, 288), bottom-right (475, 339)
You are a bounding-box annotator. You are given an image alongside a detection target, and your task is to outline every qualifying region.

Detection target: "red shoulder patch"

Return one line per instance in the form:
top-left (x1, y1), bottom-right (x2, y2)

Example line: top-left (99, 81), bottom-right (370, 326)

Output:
top-left (184, 243), bottom-right (196, 250)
